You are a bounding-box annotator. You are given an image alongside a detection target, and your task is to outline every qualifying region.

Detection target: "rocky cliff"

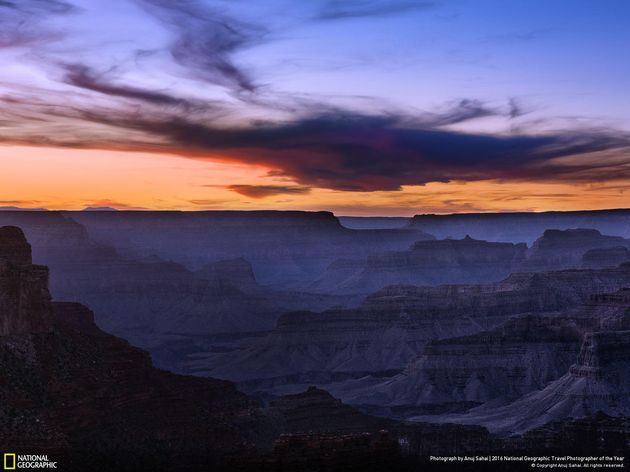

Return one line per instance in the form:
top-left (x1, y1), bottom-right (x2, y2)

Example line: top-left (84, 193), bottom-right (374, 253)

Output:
top-left (0, 212), bottom-right (95, 260)
top-left (66, 210), bottom-right (434, 285)
top-left (339, 288), bottom-right (630, 418)
top-left (196, 264), bottom-right (630, 395)
top-left (523, 228), bottom-right (630, 270)
top-left (52, 254), bottom-right (280, 336)
top-left (269, 386), bottom-right (395, 434)
top-left (0, 226), bottom-right (52, 336)
top-left (415, 329), bottom-right (630, 436)
top-left (2, 224), bottom-right (628, 469)
top-left (0, 226), bottom-right (282, 471)
top-left (581, 246), bottom-right (630, 268)
top-left (339, 216), bottom-right (410, 230)
top-left (311, 236), bottom-right (527, 294)
top-left (0, 215), bottom-right (357, 371)
top-left (337, 314), bottom-right (583, 415)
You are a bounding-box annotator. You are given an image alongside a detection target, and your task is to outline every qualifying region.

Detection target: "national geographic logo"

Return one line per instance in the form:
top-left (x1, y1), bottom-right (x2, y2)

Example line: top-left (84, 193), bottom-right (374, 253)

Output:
top-left (3, 454), bottom-right (57, 469)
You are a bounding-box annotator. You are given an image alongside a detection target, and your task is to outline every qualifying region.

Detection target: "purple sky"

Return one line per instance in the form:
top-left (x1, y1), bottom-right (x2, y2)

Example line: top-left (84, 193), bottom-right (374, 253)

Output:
top-left (1, 0), bottom-right (629, 212)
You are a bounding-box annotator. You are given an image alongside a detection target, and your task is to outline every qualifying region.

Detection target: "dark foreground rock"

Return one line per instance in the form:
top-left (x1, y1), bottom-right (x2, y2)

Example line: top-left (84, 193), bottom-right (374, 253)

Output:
top-left (0, 227), bottom-right (276, 471)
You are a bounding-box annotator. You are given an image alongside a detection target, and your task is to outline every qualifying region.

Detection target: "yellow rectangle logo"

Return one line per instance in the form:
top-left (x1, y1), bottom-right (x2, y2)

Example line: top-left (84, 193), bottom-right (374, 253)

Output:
top-left (3, 453), bottom-right (16, 470)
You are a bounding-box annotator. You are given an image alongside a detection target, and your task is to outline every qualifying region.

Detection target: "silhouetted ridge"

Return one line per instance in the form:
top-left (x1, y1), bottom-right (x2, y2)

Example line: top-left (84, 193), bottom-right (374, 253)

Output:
top-left (0, 226), bottom-right (32, 266)
top-left (0, 226), bottom-right (52, 336)
top-left (409, 209), bottom-right (630, 243)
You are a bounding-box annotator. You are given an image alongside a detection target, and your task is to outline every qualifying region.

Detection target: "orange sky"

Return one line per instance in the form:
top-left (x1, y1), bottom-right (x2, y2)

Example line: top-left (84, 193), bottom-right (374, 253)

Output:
top-left (2, 1), bottom-right (630, 216)
top-left (1, 145), bottom-right (629, 215)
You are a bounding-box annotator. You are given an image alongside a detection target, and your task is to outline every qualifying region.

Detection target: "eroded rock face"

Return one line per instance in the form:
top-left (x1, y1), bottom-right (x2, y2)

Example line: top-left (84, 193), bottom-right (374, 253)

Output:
top-left (0, 302), bottom-right (276, 470)
top-left (338, 314), bottom-right (583, 414)
top-left (0, 228), bottom-right (501, 470)
top-left (0, 226), bottom-right (33, 266)
top-left (196, 265), bottom-right (630, 394)
top-left (311, 236), bottom-right (527, 294)
top-left (241, 387), bottom-right (496, 470)
top-left (2, 224), bottom-right (628, 468)
top-left (524, 229), bottom-right (630, 270)
top-left (0, 226), bottom-right (52, 336)
top-left (0, 213), bottom-right (92, 262)
top-left (582, 246), bottom-right (630, 268)
top-left (67, 210), bottom-right (434, 285)
top-left (415, 329), bottom-right (630, 436)
top-left (338, 289), bottom-right (630, 414)
top-left (269, 386), bottom-right (394, 434)
top-left (0, 210), bottom-right (422, 336)
top-left (52, 254), bottom-right (278, 336)
top-left (0, 228), bottom-right (277, 470)
top-left (577, 289), bottom-right (630, 331)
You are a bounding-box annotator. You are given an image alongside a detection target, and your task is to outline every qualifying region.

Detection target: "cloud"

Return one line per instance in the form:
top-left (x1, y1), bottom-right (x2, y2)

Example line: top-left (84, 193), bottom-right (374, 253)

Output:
top-left (135, 0), bottom-right (265, 92)
top-left (0, 199), bottom-right (41, 205)
top-left (416, 99), bottom-right (499, 127)
top-left (508, 98), bottom-right (525, 119)
top-left (62, 64), bottom-right (195, 108)
top-left (227, 185), bottom-right (311, 198)
top-left (71, 108), bottom-right (625, 192)
top-left (82, 200), bottom-right (147, 211)
top-left (0, 0), bottom-right (76, 48)
top-left (315, 0), bottom-right (437, 20)
top-left (0, 200), bottom-right (47, 211)
top-left (2, 92), bottom-right (628, 192)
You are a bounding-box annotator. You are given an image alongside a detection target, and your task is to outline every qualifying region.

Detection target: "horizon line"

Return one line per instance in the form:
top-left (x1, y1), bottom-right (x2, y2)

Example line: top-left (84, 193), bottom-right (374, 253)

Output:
top-left (2, 207), bottom-right (630, 218)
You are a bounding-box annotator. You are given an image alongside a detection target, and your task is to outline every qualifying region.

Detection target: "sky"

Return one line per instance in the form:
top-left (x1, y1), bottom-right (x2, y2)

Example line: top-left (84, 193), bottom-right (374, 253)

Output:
top-left (1, 0), bottom-right (629, 215)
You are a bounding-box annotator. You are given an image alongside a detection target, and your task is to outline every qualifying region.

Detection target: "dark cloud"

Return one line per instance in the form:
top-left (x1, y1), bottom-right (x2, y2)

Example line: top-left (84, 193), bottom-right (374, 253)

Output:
top-left (316, 0), bottom-right (437, 20)
top-left (0, 0), bottom-right (76, 48)
top-left (2, 81), bottom-right (628, 193)
top-left (62, 64), bottom-right (198, 108)
top-left (82, 200), bottom-right (147, 211)
top-left (417, 99), bottom-right (497, 127)
top-left (88, 111), bottom-right (627, 192)
top-left (0, 0), bottom-right (75, 15)
top-left (508, 98), bottom-right (525, 119)
top-left (136, 0), bottom-right (265, 92)
top-left (227, 185), bottom-right (312, 198)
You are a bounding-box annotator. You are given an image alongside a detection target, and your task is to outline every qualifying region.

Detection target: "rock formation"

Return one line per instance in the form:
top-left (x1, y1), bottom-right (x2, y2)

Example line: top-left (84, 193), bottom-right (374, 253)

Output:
top-left (269, 386), bottom-right (395, 434)
top-left (66, 210), bottom-right (434, 285)
top-left (312, 236), bottom-right (527, 294)
top-left (339, 216), bottom-right (410, 229)
top-left (2, 224), bottom-right (629, 469)
top-left (0, 225), bottom-right (281, 470)
top-left (0, 226), bottom-right (52, 336)
top-left (523, 228), bottom-right (630, 270)
top-left (0, 213), bottom-right (361, 372)
top-left (409, 209), bottom-right (630, 243)
top-left (410, 319), bottom-right (630, 437)
top-left (581, 246), bottom-right (630, 268)
top-left (339, 288), bottom-right (630, 418)
top-left (197, 265), bottom-right (630, 395)
top-left (337, 314), bottom-right (583, 415)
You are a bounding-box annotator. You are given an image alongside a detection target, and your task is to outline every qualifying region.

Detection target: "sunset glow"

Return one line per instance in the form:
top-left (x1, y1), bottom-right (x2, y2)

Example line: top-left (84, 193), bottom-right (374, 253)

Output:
top-left (1, 1), bottom-right (629, 214)
top-left (2, 144), bottom-right (628, 215)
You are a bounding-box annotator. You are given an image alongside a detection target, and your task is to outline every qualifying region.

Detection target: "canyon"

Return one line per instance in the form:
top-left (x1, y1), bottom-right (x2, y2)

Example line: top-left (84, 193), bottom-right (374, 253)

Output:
top-left (1, 209), bottom-right (630, 469)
